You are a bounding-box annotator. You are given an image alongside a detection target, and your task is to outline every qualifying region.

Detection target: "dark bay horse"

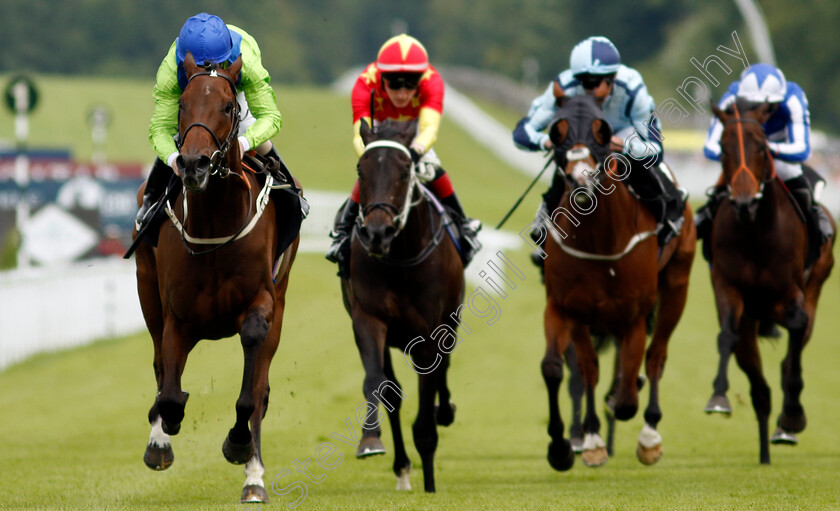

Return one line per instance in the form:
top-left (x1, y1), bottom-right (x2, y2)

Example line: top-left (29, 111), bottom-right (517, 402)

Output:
top-left (133, 53), bottom-right (300, 503)
top-left (704, 102), bottom-right (834, 464)
top-left (538, 95), bottom-right (696, 470)
top-left (341, 119), bottom-right (464, 492)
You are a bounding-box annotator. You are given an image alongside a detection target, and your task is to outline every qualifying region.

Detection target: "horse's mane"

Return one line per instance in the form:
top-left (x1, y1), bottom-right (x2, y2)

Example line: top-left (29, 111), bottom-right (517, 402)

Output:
top-left (370, 119), bottom-right (417, 142)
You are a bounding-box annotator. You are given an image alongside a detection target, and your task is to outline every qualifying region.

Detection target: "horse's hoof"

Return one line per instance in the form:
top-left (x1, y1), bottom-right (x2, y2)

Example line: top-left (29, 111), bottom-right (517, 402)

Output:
top-left (547, 440), bottom-right (575, 471)
top-left (770, 427), bottom-right (798, 445)
top-left (143, 443), bottom-right (174, 471)
top-left (779, 410), bottom-right (807, 433)
top-left (356, 437), bottom-right (386, 458)
top-left (241, 484), bottom-right (268, 503)
top-left (636, 443), bottom-right (663, 465)
top-left (395, 463), bottom-right (412, 490)
top-left (704, 395), bottom-right (732, 415)
top-left (582, 447), bottom-right (609, 467)
top-left (570, 437), bottom-right (584, 454)
top-left (222, 435), bottom-right (255, 465)
top-left (435, 402), bottom-right (456, 426)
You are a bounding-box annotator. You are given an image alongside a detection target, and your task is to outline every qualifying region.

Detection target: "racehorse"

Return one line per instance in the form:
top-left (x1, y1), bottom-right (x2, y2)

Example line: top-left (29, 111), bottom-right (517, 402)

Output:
top-left (132, 52), bottom-right (301, 503)
top-left (537, 94), bottom-right (696, 470)
top-left (703, 101), bottom-right (834, 464)
top-left (341, 119), bottom-right (464, 492)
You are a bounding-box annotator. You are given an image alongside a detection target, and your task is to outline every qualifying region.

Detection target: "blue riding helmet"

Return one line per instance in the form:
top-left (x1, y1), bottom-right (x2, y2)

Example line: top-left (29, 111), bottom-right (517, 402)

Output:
top-left (737, 63), bottom-right (787, 103)
top-left (176, 13), bottom-right (234, 65)
top-left (570, 36), bottom-right (621, 77)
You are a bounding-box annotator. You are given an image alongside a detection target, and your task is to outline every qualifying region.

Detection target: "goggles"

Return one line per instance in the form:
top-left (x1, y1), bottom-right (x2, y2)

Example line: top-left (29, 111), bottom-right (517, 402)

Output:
top-left (383, 73), bottom-right (421, 90)
top-left (577, 74), bottom-right (615, 91)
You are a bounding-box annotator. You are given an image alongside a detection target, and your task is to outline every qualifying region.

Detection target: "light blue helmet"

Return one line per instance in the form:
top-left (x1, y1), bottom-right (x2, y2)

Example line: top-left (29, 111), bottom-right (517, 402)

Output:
top-left (176, 13), bottom-right (233, 65)
top-left (570, 36), bottom-right (621, 77)
top-left (737, 63), bottom-right (787, 103)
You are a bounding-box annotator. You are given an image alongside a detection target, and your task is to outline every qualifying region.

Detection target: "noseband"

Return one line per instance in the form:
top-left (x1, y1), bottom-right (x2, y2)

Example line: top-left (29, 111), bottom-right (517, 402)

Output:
top-left (724, 105), bottom-right (777, 201)
top-left (358, 140), bottom-right (419, 233)
top-left (178, 67), bottom-right (241, 177)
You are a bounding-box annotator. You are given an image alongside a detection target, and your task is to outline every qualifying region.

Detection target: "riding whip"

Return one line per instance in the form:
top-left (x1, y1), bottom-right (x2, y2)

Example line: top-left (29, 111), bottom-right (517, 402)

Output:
top-left (495, 154), bottom-right (554, 230)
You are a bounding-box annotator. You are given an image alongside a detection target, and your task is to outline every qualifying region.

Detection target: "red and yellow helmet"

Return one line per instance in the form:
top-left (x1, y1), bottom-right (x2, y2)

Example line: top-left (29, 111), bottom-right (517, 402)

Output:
top-left (375, 34), bottom-right (429, 73)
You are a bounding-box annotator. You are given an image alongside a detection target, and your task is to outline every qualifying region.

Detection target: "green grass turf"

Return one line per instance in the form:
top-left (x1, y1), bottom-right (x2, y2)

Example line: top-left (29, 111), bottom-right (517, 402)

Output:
top-left (1, 77), bottom-right (839, 510)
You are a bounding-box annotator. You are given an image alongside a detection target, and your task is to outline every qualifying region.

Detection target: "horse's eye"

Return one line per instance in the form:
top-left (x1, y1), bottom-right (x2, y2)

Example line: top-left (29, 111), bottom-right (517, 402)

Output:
top-left (224, 102), bottom-right (234, 114)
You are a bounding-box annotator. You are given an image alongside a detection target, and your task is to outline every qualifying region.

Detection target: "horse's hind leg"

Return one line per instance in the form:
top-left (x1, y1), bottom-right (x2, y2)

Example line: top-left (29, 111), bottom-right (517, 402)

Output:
top-left (382, 349), bottom-right (412, 490)
top-left (542, 304), bottom-right (575, 471)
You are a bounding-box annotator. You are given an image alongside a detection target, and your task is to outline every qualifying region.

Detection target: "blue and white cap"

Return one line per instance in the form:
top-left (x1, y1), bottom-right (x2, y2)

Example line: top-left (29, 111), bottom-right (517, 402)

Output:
top-left (176, 13), bottom-right (234, 65)
top-left (570, 36), bottom-right (621, 77)
top-left (737, 63), bottom-right (787, 103)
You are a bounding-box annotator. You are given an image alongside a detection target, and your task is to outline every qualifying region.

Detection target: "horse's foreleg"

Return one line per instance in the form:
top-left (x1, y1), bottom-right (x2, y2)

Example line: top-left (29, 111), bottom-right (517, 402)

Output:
top-left (775, 299), bottom-right (809, 442)
top-left (157, 321), bottom-right (193, 436)
top-left (732, 318), bottom-right (771, 464)
top-left (563, 343), bottom-right (584, 454)
top-left (572, 324), bottom-right (607, 468)
top-left (412, 370), bottom-right (439, 492)
top-left (614, 319), bottom-right (646, 422)
top-left (352, 311), bottom-right (388, 458)
top-left (706, 283), bottom-right (744, 415)
top-left (224, 299), bottom-right (273, 466)
top-left (542, 303), bottom-right (575, 471)
top-left (382, 349), bottom-right (412, 490)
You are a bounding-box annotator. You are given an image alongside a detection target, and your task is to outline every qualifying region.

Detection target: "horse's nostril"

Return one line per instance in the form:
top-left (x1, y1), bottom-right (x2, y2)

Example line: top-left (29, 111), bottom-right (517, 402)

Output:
top-left (383, 226), bottom-right (397, 239)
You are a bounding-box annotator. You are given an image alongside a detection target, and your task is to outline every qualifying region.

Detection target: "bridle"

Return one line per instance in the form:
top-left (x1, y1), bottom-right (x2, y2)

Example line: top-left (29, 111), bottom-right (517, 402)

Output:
top-left (354, 139), bottom-right (449, 266)
top-left (178, 67), bottom-right (241, 177)
top-left (357, 140), bottom-right (419, 234)
top-left (723, 104), bottom-right (777, 201)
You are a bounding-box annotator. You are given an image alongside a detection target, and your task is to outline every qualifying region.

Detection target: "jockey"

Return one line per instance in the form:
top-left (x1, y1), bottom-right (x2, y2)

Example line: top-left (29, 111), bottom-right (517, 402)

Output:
top-left (325, 33), bottom-right (482, 271)
top-left (135, 12), bottom-right (284, 230)
top-left (513, 36), bottom-right (686, 266)
top-left (697, 63), bottom-right (833, 254)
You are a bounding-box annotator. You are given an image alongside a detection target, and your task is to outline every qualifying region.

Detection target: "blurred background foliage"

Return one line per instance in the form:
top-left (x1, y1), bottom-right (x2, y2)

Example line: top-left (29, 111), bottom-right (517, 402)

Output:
top-left (1, 0), bottom-right (838, 131)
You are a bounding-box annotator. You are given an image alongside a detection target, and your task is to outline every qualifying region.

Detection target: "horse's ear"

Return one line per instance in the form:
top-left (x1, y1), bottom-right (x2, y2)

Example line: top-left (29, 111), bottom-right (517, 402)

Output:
top-left (754, 102), bottom-right (776, 124)
top-left (592, 119), bottom-right (612, 146)
top-left (549, 118), bottom-right (569, 147)
top-left (711, 102), bottom-right (727, 122)
top-left (184, 51), bottom-right (199, 78)
top-left (360, 118), bottom-right (374, 145)
top-left (226, 56), bottom-right (242, 82)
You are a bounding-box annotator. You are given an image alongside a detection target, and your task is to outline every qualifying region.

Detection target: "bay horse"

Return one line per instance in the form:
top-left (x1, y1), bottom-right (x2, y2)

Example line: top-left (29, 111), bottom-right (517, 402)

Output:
top-left (703, 101), bottom-right (834, 464)
top-left (133, 52), bottom-right (301, 503)
top-left (341, 119), bottom-right (464, 492)
top-left (538, 94), bottom-right (696, 470)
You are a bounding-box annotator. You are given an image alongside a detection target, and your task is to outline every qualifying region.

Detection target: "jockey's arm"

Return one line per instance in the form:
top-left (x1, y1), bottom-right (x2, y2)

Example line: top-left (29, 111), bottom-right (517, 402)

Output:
top-left (513, 81), bottom-right (558, 151)
top-left (703, 88), bottom-right (737, 161)
top-left (767, 91), bottom-right (810, 162)
top-left (237, 33), bottom-right (282, 154)
top-left (412, 107), bottom-right (441, 155)
top-left (149, 44), bottom-right (182, 168)
top-left (618, 85), bottom-right (662, 161)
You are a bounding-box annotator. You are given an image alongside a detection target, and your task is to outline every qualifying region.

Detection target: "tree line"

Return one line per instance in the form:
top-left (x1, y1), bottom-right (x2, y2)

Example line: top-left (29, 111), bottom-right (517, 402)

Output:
top-left (3, 0), bottom-right (838, 131)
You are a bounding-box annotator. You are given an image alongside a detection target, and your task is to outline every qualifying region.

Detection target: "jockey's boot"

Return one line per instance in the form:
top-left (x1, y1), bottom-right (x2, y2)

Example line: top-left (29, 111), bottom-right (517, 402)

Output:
top-left (694, 184), bottom-right (727, 263)
top-left (786, 175), bottom-right (834, 248)
top-left (263, 143), bottom-right (293, 184)
top-left (627, 164), bottom-right (686, 246)
top-left (440, 193), bottom-right (482, 265)
top-left (326, 199), bottom-right (359, 276)
top-left (135, 158), bottom-right (174, 230)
